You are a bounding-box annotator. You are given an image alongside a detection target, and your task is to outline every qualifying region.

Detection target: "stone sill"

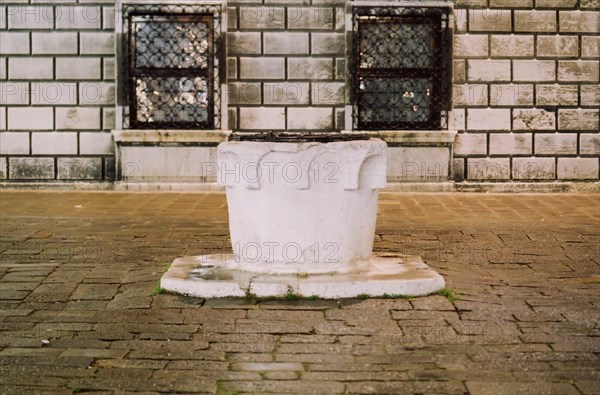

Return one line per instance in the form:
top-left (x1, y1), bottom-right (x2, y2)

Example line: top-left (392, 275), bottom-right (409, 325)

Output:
top-left (112, 129), bottom-right (231, 144)
top-left (343, 130), bottom-right (457, 144)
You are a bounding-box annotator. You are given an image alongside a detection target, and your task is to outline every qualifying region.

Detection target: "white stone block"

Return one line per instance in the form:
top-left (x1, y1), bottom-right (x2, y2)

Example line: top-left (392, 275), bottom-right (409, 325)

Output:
top-left (79, 132), bottom-right (113, 155)
top-left (0, 57), bottom-right (6, 79)
top-left (468, 60), bottom-right (510, 82)
top-left (0, 82), bottom-right (29, 105)
top-left (8, 57), bottom-right (53, 80)
top-left (557, 158), bottom-right (599, 180)
top-left (490, 84), bottom-right (533, 106)
top-left (264, 32), bottom-right (309, 55)
top-left (31, 83), bottom-right (77, 105)
top-left (32, 132), bottom-right (77, 155)
top-left (387, 146), bottom-right (450, 182)
top-left (0, 132), bottom-right (30, 155)
top-left (453, 84), bottom-right (488, 106)
top-left (32, 32), bottom-right (78, 54)
top-left (513, 60), bottom-right (556, 82)
top-left (558, 109), bottom-right (599, 131)
top-left (454, 133), bottom-right (487, 156)
top-left (311, 82), bottom-right (344, 106)
top-left (57, 157), bottom-right (102, 180)
top-left (7, 5), bottom-right (54, 29)
top-left (118, 145), bottom-right (218, 182)
top-left (264, 82), bottom-right (310, 105)
top-left (239, 107), bottom-right (285, 130)
top-left (287, 107), bottom-right (332, 130)
top-left (0, 157), bottom-right (6, 180)
top-left (490, 133), bottom-right (532, 155)
top-left (454, 34), bottom-right (488, 57)
top-left (535, 133), bottom-right (577, 155)
top-left (56, 6), bottom-right (101, 29)
top-left (311, 33), bottom-right (344, 55)
top-left (56, 107), bottom-right (101, 130)
top-left (56, 57), bottom-right (102, 80)
top-left (9, 157), bottom-right (54, 180)
top-left (580, 134), bottom-right (600, 155)
top-left (79, 82), bottom-right (115, 105)
top-left (239, 57), bottom-right (285, 80)
top-left (513, 109), bottom-right (556, 131)
top-left (467, 158), bottom-right (511, 180)
top-left (0, 107), bottom-right (5, 130)
top-left (80, 32), bottom-right (114, 54)
top-left (8, 107), bottom-right (53, 130)
top-left (467, 108), bottom-right (510, 130)
top-left (288, 58), bottom-right (332, 80)
top-left (512, 157), bottom-right (555, 180)
top-left (102, 6), bottom-right (114, 30)
top-left (0, 32), bottom-right (30, 54)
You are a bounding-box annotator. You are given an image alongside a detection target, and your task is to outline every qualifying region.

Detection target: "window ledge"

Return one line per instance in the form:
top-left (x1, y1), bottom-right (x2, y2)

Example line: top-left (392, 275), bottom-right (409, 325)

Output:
top-left (342, 130), bottom-right (457, 144)
top-left (112, 129), bottom-right (232, 144)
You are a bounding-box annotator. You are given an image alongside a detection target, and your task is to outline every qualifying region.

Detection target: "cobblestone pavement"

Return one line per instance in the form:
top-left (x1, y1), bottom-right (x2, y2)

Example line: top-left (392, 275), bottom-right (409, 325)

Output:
top-left (0, 191), bottom-right (598, 395)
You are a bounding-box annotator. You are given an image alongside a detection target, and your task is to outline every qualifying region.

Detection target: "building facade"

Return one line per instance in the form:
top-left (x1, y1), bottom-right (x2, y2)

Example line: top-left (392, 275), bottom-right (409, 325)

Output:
top-left (0, 0), bottom-right (599, 187)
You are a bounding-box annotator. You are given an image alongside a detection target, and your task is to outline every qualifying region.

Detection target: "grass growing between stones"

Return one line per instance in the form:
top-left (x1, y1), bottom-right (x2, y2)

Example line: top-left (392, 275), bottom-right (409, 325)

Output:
top-left (151, 283), bottom-right (165, 296)
top-left (438, 287), bottom-right (459, 301)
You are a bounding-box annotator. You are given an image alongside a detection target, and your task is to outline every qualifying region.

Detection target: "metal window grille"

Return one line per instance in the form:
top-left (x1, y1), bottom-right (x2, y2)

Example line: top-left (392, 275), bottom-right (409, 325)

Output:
top-left (352, 7), bottom-right (452, 130)
top-left (122, 5), bottom-right (223, 130)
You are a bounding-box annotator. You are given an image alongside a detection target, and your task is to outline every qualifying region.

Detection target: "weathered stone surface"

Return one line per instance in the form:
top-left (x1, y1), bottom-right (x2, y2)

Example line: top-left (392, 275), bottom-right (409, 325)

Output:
top-left (239, 107), bottom-right (285, 129)
top-left (537, 35), bottom-right (578, 57)
top-left (534, 133), bottom-right (577, 155)
top-left (467, 158), bottom-right (510, 180)
top-left (32, 32), bottom-right (78, 54)
top-left (515, 10), bottom-right (557, 32)
top-left (8, 107), bottom-right (53, 130)
top-left (559, 11), bottom-right (600, 33)
top-left (0, 132), bottom-right (29, 155)
top-left (579, 134), bottom-right (600, 155)
top-left (264, 32), bottom-right (309, 55)
top-left (513, 109), bottom-right (556, 131)
top-left (513, 60), bottom-right (556, 82)
top-left (558, 61), bottom-right (600, 82)
top-left (311, 33), bottom-right (344, 56)
top-left (557, 158), bottom-right (599, 180)
top-left (57, 157), bottom-right (102, 180)
top-left (581, 85), bottom-right (600, 106)
top-left (468, 60), bottom-right (510, 81)
top-left (581, 36), bottom-right (600, 58)
top-left (55, 107), bottom-right (101, 130)
top-left (467, 108), bottom-right (511, 130)
top-left (469, 10), bottom-right (511, 31)
top-left (32, 132), bottom-right (77, 155)
top-left (239, 6), bottom-right (285, 29)
top-left (489, 133), bottom-right (532, 155)
top-left (227, 32), bottom-right (261, 55)
top-left (536, 84), bottom-right (578, 106)
top-left (8, 158), bottom-right (54, 179)
top-left (455, 34), bottom-right (489, 57)
top-left (288, 58), bottom-right (333, 80)
top-left (490, 35), bottom-right (533, 58)
top-left (240, 57), bottom-right (285, 80)
top-left (558, 109), bottom-right (599, 131)
top-left (490, 84), bottom-right (533, 106)
top-left (513, 157), bottom-right (555, 180)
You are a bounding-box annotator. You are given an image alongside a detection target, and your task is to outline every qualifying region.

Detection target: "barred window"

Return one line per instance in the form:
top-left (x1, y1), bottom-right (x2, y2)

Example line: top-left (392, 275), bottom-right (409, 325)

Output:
top-left (352, 7), bottom-right (452, 130)
top-left (122, 5), bottom-right (223, 130)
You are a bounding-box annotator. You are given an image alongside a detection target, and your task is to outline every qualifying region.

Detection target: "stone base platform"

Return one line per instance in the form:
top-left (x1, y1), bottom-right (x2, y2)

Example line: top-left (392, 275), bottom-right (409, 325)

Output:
top-left (161, 254), bottom-right (445, 299)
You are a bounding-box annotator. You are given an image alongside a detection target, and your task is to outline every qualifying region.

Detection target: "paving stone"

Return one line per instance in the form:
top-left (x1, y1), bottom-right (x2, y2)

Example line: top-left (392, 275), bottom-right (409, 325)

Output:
top-left (0, 191), bottom-right (598, 393)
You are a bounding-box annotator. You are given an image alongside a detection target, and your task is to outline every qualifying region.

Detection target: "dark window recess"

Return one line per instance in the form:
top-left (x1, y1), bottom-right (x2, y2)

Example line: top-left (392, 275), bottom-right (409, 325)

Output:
top-left (127, 12), bottom-right (221, 129)
top-left (352, 7), bottom-right (452, 130)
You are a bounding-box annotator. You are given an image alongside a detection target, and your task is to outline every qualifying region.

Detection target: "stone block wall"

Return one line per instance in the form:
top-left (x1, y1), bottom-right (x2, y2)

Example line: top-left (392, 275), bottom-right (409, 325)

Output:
top-left (0, 0), bottom-right (599, 183)
top-left (226, 1), bottom-right (346, 132)
top-left (0, 2), bottom-right (116, 181)
top-left (452, 0), bottom-right (600, 181)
